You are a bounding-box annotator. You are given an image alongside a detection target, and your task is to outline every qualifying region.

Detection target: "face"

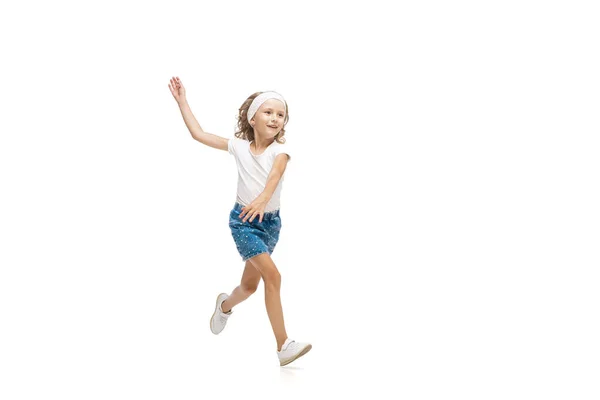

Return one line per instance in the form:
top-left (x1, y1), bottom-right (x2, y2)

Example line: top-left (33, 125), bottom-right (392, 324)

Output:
top-left (251, 99), bottom-right (286, 138)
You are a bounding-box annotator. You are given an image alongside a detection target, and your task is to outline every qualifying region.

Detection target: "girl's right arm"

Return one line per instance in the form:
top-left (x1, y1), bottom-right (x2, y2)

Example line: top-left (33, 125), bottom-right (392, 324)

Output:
top-left (169, 77), bottom-right (229, 152)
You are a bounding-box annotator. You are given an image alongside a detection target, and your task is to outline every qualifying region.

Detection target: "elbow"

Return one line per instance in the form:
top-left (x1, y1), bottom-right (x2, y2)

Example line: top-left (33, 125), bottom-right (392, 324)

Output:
top-left (191, 131), bottom-right (204, 142)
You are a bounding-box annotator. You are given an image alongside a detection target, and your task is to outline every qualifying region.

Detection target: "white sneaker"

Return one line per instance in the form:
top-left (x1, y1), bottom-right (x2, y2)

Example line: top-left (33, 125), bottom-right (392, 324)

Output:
top-left (277, 338), bottom-right (312, 366)
top-left (210, 293), bottom-right (232, 335)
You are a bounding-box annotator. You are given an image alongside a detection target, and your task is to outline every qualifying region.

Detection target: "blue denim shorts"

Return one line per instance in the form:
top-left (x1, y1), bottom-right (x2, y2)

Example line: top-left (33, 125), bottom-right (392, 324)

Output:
top-left (228, 202), bottom-right (282, 262)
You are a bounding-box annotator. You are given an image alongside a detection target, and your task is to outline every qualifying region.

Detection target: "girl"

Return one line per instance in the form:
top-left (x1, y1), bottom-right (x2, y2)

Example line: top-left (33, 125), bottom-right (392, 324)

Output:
top-left (168, 77), bottom-right (312, 367)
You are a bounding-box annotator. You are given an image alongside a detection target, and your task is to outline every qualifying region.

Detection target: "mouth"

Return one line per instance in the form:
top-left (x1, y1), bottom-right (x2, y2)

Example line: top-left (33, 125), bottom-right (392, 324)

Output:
top-left (267, 125), bottom-right (278, 129)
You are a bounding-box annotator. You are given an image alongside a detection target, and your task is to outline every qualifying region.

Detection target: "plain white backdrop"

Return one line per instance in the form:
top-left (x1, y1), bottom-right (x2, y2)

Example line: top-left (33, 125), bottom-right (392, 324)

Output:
top-left (1, 0), bottom-right (598, 398)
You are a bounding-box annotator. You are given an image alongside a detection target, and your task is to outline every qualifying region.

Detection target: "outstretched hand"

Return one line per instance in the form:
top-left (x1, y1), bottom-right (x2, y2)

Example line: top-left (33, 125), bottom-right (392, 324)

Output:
top-left (239, 195), bottom-right (270, 223)
top-left (168, 76), bottom-right (187, 104)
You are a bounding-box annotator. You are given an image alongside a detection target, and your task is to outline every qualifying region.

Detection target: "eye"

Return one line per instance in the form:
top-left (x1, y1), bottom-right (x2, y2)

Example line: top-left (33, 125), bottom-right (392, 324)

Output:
top-left (265, 111), bottom-right (271, 114)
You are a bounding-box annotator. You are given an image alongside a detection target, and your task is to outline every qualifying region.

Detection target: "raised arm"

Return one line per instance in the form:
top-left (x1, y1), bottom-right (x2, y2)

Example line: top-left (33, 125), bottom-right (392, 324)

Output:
top-left (177, 100), bottom-right (229, 151)
top-left (169, 76), bottom-right (229, 152)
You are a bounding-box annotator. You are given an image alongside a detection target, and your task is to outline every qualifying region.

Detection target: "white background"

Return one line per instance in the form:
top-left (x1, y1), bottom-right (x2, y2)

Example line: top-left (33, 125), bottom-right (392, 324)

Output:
top-left (1, 0), bottom-right (598, 398)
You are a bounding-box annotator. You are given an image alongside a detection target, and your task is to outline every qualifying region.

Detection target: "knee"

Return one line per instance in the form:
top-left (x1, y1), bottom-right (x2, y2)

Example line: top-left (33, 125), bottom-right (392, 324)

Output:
top-left (263, 270), bottom-right (281, 291)
top-left (241, 282), bottom-right (259, 294)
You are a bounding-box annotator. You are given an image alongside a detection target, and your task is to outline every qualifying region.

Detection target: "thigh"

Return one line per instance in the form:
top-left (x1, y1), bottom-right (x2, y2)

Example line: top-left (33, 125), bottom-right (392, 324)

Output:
top-left (247, 252), bottom-right (279, 278)
top-left (241, 260), bottom-right (262, 288)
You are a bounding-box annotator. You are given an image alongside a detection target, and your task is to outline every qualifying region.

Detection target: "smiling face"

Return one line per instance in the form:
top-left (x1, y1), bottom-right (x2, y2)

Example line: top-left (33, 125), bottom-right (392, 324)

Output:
top-left (251, 99), bottom-right (287, 139)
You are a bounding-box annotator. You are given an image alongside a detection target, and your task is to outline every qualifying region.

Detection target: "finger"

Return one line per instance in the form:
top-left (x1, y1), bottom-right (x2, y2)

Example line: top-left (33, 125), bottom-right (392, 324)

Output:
top-left (249, 211), bottom-right (258, 222)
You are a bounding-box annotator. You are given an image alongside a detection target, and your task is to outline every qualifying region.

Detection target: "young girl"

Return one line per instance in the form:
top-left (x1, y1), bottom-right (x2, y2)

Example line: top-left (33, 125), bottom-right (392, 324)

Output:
top-left (168, 77), bottom-right (312, 367)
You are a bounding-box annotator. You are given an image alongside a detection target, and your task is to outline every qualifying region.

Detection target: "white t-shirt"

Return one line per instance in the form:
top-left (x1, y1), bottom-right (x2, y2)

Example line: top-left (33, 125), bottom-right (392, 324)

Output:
top-left (228, 136), bottom-right (292, 212)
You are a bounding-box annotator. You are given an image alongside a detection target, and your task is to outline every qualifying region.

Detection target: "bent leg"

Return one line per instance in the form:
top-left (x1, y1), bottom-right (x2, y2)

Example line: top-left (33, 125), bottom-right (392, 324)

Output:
top-left (221, 260), bottom-right (261, 313)
top-left (248, 253), bottom-right (288, 351)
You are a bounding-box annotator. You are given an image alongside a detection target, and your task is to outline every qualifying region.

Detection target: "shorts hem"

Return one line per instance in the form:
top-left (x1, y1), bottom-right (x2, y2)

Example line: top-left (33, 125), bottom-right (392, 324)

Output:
top-left (242, 251), bottom-right (271, 262)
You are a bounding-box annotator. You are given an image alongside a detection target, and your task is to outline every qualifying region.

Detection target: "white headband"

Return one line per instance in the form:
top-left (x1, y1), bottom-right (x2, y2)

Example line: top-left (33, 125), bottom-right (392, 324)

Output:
top-left (247, 91), bottom-right (287, 123)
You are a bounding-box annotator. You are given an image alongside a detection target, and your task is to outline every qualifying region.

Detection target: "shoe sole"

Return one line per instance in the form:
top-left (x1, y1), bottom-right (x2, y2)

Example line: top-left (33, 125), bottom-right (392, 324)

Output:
top-left (210, 293), bottom-right (228, 335)
top-left (279, 344), bottom-right (312, 366)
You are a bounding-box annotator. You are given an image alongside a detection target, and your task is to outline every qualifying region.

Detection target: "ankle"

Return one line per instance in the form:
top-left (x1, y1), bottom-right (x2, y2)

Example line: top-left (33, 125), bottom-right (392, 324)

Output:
top-left (277, 337), bottom-right (289, 352)
top-left (220, 300), bottom-right (231, 314)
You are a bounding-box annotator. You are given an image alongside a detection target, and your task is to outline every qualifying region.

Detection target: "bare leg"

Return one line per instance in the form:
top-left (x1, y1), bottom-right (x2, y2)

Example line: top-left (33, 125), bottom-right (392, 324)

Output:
top-left (248, 253), bottom-right (288, 351)
top-left (221, 260), bottom-right (261, 313)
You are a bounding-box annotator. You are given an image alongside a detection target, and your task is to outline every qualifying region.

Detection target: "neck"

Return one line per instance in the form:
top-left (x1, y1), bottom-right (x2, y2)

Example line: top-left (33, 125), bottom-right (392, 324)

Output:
top-left (252, 135), bottom-right (275, 150)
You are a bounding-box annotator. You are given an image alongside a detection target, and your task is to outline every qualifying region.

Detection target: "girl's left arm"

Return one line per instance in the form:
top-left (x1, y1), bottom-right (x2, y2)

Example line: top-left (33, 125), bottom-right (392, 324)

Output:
top-left (261, 154), bottom-right (290, 200)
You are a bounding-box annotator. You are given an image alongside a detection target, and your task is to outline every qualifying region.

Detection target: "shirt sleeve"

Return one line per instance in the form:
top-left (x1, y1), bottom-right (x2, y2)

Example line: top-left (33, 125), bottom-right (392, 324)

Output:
top-left (227, 136), bottom-right (236, 156)
top-left (274, 143), bottom-right (291, 162)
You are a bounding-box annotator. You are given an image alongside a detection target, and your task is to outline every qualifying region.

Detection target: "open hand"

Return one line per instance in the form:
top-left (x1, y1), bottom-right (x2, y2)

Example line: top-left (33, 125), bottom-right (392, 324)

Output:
top-left (168, 76), bottom-right (187, 104)
top-left (239, 195), bottom-right (270, 223)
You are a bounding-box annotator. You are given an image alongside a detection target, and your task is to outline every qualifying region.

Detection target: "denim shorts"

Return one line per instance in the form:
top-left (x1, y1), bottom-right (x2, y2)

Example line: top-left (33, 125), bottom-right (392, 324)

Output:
top-left (228, 202), bottom-right (282, 262)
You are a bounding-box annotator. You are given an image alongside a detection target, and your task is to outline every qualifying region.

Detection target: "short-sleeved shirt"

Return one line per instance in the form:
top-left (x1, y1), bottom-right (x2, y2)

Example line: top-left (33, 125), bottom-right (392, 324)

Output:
top-left (228, 136), bottom-right (292, 212)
